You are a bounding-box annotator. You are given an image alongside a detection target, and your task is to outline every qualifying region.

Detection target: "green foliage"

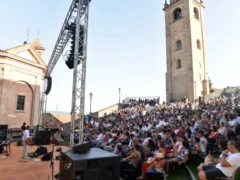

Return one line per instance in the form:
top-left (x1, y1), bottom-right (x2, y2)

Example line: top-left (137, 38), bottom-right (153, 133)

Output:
top-left (208, 77), bottom-right (214, 93)
top-left (208, 77), bottom-right (213, 88)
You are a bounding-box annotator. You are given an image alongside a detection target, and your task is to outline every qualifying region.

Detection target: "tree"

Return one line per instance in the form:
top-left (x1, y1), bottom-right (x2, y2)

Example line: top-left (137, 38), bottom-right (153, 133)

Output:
top-left (208, 77), bottom-right (214, 93)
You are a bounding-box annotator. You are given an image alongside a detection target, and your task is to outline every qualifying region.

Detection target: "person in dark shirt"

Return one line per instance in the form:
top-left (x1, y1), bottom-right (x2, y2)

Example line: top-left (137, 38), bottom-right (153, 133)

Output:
top-left (21, 122), bottom-right (26, 135)
top-left (21, 122), bottom-right (26, 131)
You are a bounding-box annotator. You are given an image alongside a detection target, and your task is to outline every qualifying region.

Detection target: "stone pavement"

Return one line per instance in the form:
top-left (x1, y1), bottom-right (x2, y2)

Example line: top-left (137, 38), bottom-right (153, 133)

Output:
top-left (0, 142), bottom-right (69, 180)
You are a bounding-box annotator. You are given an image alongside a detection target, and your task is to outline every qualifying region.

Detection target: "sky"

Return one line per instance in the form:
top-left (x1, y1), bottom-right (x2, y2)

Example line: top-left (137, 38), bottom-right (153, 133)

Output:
top-left (0, 0), bottom-right (240, 113)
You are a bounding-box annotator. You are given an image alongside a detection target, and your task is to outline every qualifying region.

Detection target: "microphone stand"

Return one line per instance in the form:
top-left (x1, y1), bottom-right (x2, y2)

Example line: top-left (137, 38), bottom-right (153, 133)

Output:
top-left (50, 144), bottom-right (55, 180)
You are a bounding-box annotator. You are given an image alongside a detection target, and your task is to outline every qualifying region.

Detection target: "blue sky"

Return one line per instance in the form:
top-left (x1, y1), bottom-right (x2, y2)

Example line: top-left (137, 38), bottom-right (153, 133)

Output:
top-left (0, 0), bottom-right (240, 113)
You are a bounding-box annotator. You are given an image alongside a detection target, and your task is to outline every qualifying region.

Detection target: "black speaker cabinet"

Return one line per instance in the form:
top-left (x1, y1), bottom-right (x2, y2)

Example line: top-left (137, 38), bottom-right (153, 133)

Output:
top-left (72, 141), bottom-right (90, 153)
top-left (0, 125), bottom-right (8, 141)
top-left (36, 130), bottom-right (51, 145)
top-left (59, 148), bottom-right (120, 180)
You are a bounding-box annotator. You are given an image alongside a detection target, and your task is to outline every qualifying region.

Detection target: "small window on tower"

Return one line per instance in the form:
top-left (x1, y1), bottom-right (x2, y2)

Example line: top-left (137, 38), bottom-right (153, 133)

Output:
top-left (177, 59), bottom-right (182, 69)
top-left (16, 95), bottom-right (25, 111)
top-left (197, 40), bottom-right (201, 50)
top-left (194, 7), bottom-right (199, 20)
top-left (176, 40), bottom-right (182, 51)
top-left (199, 63), bottom-right (201, 68)
top-left (199, 74), bottom-right (202, 81)
top-left (173, 8), bottom-right (182, 20)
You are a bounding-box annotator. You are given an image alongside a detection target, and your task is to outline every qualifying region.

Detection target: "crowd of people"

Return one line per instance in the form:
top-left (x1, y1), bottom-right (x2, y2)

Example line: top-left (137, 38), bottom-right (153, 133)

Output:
top-left (82, 97), bottom-right (240, 179)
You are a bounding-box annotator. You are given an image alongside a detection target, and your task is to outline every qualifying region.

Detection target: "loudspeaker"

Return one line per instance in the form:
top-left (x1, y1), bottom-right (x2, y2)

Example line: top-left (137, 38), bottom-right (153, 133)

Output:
top-left (0, 125), bottom-right (8, 141)
top-left (59, 148), bottom-right (120, 180)
top-left (41, 152), bottom-right (53, 161)
top-left (36, 130), bottom-right (51, 145)
top-left (44, 76), bottom-right (52, 95)
top-left (17, 140), bottom-right (22, 146)
top-left (72, 141), bottom-right (91, 153)
top-left (0, 145), bottom-right (3, 153)
top-left (65, 59), bottom-right (80, 69)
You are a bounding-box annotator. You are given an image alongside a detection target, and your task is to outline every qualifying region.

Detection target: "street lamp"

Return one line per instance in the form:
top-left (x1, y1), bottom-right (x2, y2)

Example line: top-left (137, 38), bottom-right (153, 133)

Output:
top-left (118, 88), bottom-right (121, 104)
top-left (194, 81), bottom-right (197, 102)
top-left (89, 92), bottom-right (93, 114)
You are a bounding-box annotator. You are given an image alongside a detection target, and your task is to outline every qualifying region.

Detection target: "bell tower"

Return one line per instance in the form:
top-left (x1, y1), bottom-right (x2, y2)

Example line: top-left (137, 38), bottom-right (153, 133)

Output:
top-left (164, 0), bottom-right (209, 103)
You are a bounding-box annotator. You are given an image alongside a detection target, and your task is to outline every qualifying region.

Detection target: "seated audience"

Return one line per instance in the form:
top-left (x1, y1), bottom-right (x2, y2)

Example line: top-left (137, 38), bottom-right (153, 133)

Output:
top-left (198, 139), bottom-right (240, 180)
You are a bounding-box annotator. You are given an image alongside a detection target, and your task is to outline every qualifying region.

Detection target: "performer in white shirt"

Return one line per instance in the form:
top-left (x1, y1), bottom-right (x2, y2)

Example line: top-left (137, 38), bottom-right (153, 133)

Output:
top-left (22, 126), bottom-right (31, 159)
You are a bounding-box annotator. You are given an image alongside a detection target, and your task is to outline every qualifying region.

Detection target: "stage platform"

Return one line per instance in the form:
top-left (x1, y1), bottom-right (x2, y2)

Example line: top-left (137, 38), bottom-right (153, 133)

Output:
top-left (0, 142), bottom-right (69, 180)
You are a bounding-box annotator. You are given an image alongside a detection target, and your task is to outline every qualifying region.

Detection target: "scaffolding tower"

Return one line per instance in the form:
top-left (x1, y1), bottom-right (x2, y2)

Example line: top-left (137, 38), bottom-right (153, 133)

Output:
top-left (43, 0), bottom-right (91, 148)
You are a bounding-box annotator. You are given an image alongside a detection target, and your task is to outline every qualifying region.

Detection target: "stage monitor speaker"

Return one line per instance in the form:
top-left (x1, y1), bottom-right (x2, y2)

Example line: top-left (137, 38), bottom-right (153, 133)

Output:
top-left (0, 145), bottom-right (3, 153)
top-left (0, 125), bottom-right (8, 141)
top-left (41, 152), bottom-right (53, 161)
top-left (72, 141), bottom-right (90, 153)
top-left (59, 148), bottom-right (120, 180)
top-left (35, 146), bottom-right (48, 155)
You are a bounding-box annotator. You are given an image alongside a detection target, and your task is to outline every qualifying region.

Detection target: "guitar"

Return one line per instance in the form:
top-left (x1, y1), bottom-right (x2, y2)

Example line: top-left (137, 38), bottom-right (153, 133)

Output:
top-left (25, 138), bottom-right (31, 145)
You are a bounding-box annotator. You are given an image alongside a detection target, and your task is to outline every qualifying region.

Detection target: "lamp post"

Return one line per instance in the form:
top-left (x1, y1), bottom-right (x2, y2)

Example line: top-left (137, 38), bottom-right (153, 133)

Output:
top-left (194, 81), bottom-right (197, 102)
top-left (118, 88), bottom-right (121, 104)
top-left (89, 92), bottom-right (93, 114)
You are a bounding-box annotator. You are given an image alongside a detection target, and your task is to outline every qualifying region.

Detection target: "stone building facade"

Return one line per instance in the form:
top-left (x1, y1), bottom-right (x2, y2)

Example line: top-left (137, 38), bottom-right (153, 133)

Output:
top-left (164, 0), bottom-right (209, 102)
top-left (0, 39), bottom-right (46, 128)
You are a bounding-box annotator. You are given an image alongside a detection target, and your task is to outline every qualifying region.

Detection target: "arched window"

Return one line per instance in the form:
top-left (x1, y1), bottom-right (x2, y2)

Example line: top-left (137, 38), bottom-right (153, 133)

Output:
top-left (177, 59), bottom-right (182, 69)
top-left (194, 7), bottom-right (199, 20)
top-left (173, 8), bottom-right (182, 20)
top-left (176, 40), bottom-right (182, 51)
top-left (197, 39), bottom-right (201, 50)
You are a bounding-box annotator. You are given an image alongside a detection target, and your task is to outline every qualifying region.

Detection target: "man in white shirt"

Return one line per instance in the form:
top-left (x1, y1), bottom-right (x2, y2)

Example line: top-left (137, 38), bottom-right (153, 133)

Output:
top-left (22, 126), bottom-right (30, 159)
top-left (228, 116), bottom-right (236, 133)
top-left (198, 139), bottom-right (240, 180)
top-left (96, 132), bottom-right (104, 141)
top-left (235, 114), bottom-right (240, 124)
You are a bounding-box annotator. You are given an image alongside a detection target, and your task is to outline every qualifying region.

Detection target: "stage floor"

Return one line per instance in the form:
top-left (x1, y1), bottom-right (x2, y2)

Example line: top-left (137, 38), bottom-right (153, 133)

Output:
top-left (0, 142), bottom-right (69, 180)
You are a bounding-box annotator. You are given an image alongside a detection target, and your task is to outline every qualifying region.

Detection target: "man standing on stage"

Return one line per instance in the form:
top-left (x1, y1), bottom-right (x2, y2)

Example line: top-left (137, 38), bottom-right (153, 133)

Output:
top-left (21, 122), bottom-right (26, 131)
top-left (22, 126), bottom-right (30, 159)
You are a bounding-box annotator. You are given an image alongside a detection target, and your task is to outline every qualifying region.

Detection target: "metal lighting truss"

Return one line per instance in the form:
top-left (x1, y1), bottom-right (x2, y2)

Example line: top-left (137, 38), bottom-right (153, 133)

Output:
top-left (44, 0), bottom-right (91, 148)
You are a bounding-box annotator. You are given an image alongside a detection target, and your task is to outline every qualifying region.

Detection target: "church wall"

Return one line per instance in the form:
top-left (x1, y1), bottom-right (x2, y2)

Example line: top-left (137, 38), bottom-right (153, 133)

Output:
top-left (0, 57), bottom-right (44, 128)
top-left (14, 51), bottom-right (36, 63)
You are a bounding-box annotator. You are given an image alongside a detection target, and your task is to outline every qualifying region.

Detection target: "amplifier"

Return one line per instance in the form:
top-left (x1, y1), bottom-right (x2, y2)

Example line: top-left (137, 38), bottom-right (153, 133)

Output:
top-left (0, 125), bottom-right (8, 141)
top-left (35, 130), bottom-right (51, 145)
top-left (58, 148), bottom-right (120, 180)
